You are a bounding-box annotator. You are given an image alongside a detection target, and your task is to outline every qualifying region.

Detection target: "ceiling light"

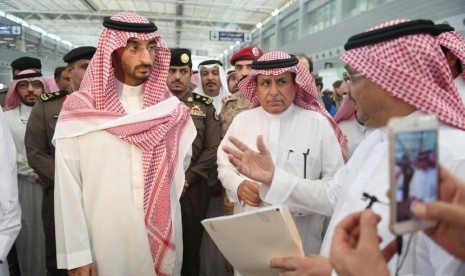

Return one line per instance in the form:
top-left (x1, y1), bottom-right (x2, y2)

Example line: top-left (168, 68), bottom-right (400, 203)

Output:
top-left (224, 50), bottom-right (228, 54)
top-left (256, 22), bottom-right (263, 29)
top-left (229, 45), bottom-right (234, 50)
top-left (271, 9), bottom-right (280, 17)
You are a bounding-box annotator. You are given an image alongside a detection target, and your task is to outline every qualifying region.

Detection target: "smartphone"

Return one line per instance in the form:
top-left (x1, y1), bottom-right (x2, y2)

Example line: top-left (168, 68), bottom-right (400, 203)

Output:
top-left (388, 115), bottom-right (439, 235)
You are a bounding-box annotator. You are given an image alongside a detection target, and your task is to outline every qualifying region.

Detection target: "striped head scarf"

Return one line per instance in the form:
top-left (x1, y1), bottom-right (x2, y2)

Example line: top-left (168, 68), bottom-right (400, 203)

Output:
top-left (436, 28), bottom-right (465, 80)
top-left (334, 94), bottom-right (356, 124)
top-left (342, 19), bottom-right (465, 130)
top-left (239, 51), bottom-right (349, 162)
top-left (5, 69), bottom-right (47, 111)
top-left (58, 12), bottom-right (191, 274)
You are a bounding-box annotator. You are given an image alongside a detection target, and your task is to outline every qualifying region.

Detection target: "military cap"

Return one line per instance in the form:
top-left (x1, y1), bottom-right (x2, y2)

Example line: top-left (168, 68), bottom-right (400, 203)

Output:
top-left (170, 48), bottom-right (192, 68)
top-left (198, 60), bottom-right (223, 68)
top-left (230, 46), bottom-right (264, 66)
top-left (63, 46), bottom-right (96, 63)
top-left (11, 57), bottom-right (42, 71)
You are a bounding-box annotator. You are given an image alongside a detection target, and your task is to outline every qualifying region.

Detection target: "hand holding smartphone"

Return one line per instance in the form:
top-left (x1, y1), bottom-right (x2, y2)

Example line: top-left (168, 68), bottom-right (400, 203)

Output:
top-left (388, 115), bottom-right (439, 235)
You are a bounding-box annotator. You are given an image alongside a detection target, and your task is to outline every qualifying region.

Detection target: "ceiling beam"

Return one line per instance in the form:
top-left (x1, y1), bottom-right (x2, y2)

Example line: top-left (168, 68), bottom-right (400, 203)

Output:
top-left (3, 10), bottom-right (257, 26)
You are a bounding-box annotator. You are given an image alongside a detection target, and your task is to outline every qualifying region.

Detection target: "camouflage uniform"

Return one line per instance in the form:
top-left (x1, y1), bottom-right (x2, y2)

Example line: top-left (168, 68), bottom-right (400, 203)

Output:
top-left (219, 91), bottom-right (251, 137)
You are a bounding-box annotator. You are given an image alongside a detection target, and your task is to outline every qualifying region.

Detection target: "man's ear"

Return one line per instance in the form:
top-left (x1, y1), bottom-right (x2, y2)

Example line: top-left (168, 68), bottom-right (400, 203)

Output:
top-left (445, 50), bottom-right (460, 78)
top-left (445, 50), bottom-right (458, 68)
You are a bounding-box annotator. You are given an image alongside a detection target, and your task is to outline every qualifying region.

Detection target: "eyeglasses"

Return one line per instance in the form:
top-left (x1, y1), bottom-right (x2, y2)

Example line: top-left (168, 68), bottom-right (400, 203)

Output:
top-left (17, 80), bottom-right (43, 89)
top-left (343, 72), bottom-right (364, 83)
top-left (126, 44), bottom-right (157, 55)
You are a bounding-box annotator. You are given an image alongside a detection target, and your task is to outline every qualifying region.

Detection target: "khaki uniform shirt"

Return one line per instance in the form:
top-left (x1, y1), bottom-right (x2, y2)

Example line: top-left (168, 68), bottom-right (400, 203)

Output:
top-left (219, 91), bottom-right (251, 137)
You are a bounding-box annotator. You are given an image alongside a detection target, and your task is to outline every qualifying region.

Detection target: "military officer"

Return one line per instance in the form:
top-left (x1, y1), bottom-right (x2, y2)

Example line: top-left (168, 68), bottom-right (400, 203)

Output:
top-left (220, 46), bottom-right (264, 136)
top-left (24, 46), bottom-right (96, 276)
top-left (167, 48), bottom-right (221, 276)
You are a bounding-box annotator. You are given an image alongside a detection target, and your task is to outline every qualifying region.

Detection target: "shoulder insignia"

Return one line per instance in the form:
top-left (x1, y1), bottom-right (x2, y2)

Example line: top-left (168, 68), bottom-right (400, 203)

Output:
top-left (40, 91), bottom-right (67, 102)
top-left (192, 92), bottom-right (213, 105)
top-left (190, 104), bottom-right (206, 117)
top-left (222, 93), bottom-right (238, 105)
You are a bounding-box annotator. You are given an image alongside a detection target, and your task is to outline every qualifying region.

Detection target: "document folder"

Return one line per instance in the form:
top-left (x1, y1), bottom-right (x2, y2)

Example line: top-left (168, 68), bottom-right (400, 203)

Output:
top-left (202, 204), bottom-right (304, 276)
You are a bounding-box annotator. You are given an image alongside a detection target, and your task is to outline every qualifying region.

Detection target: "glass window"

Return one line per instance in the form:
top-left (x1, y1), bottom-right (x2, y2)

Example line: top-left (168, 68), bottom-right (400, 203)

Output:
top-left (306, 1), bottom-right (336, 35)
top-left (346, 0), bottom-right (397, 17)
top-left (263, 34), bottom-right (277, 51)
top-left (282, 21), bottom-right (298, 44)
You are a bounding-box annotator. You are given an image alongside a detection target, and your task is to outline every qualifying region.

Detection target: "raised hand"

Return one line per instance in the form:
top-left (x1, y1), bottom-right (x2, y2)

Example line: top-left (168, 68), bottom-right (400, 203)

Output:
top-left (223, 135), bottom-right (275, 185)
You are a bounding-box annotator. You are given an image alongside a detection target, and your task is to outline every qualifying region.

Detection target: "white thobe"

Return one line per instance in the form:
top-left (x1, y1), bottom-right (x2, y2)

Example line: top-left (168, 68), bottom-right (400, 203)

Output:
top-left (4, 104), bottom-right (46, 276)
top-left (455, 76), bottom-right (465, 104)
top-left (54, 81), bottom-right (195, 275)
top-left (0, 110), bottom-right (21, 276)
top-left (409, 168), bottom-right (437, 201)
top-left (218, 104), bottom-right (344, 254)
top-left (270, 111), bottom-right (465, 275)
top-left (337, 117), bottom-right (372, 159)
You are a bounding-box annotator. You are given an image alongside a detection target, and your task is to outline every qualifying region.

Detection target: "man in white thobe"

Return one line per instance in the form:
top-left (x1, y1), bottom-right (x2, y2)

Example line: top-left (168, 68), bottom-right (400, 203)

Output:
top-left (0, 109), bottom-right (21, 276)
top-left (218, 51), bottom-right (347, 256)
top-left (409, 152), bottom-right (437, 202)
top-left (194, 60), bottom-right (230, 113)
top-left (53, 12), bottom-right (195, 276)
top-left (223, 19), bottom-right (465, 275)
top-left (3, 70), bottom-right (46, 276)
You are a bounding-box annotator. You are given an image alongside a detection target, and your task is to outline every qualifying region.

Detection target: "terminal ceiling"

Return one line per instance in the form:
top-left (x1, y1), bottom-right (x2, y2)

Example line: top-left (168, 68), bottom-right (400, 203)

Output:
top-left (0, 0), bottom-right (294, 58)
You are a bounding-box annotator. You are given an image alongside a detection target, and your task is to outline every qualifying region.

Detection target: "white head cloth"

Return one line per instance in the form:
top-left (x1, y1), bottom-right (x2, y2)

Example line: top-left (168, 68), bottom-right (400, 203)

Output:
top-left (194, 63), bottom-right (230, 112)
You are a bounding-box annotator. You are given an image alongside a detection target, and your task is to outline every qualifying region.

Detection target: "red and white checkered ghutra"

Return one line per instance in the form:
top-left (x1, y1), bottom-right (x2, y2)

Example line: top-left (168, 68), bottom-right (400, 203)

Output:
top-left (239, 51), bottom-right (349, 162)
top-left (436, 30), bottom-right (465, 80)
top-left (5, 69), bottom-right (48, 111)
top-left (57, 12), bottom-right (191, 275)
top-left (342, 19), bottom-right (465, 130)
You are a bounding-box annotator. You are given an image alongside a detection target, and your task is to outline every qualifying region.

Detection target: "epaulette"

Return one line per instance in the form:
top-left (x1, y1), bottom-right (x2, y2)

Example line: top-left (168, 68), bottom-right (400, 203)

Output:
top-left (192, 92), bottom-right (213, 106)
top-left (221, 93), bottom-right (239, 105)
top-left (40, 91), bottom-right (68, 102)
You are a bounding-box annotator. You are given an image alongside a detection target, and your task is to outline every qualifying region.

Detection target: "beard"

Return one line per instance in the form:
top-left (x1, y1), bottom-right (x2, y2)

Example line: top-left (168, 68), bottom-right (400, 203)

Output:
top-left (20, 94), bottom-right (39, 106)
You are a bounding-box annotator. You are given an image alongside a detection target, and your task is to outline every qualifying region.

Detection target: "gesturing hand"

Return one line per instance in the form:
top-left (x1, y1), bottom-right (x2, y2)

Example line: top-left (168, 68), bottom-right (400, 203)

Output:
top-left (223, 135), bottom-right (275, 185)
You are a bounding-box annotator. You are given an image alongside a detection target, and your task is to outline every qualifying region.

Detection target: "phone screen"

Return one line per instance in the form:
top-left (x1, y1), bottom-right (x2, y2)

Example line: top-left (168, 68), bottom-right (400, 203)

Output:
top-left (394, 130), bottom-right (438, 222)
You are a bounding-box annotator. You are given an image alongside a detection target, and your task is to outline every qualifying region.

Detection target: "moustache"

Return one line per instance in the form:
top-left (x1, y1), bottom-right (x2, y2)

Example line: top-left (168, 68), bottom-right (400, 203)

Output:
top-left (206, 81), bottom-right (217, 86)
top-left (136, 64), bottom-right (152, 70)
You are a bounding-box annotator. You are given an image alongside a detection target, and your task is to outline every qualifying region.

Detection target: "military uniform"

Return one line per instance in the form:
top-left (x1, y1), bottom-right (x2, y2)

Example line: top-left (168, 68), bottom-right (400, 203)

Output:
top-left (24, 91), bottom-right (68, 276)
top-left (179, 91), bottom-right (221, 276)
top-left (219, 91), bottom-right (251, 137)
